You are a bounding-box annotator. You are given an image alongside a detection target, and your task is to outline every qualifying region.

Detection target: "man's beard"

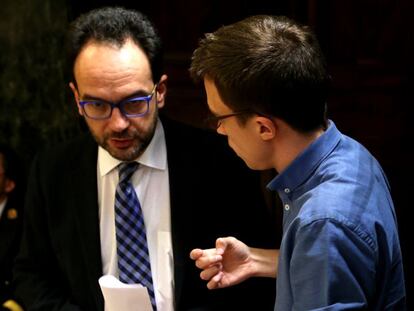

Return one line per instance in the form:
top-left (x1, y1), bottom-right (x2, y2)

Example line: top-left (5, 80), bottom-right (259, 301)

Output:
top-left (89, 117), bottom-right (158, 162)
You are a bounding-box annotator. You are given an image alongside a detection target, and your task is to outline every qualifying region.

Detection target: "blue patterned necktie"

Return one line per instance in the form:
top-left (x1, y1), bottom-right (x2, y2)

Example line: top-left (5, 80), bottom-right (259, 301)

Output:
top-left (115, 162), bottom-right (156, 310)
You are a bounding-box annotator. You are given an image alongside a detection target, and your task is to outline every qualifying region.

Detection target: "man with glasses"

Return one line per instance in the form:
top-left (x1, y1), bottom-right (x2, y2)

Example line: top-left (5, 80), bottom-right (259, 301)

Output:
top-left (12, 7), bottom-right (277, 311)
top-left (189, 15), bottom-right (406, 310)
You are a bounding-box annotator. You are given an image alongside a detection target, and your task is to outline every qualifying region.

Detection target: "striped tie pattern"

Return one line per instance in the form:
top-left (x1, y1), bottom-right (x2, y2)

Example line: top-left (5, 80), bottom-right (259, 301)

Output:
top-left (115, 162), bottom-right (156, 310)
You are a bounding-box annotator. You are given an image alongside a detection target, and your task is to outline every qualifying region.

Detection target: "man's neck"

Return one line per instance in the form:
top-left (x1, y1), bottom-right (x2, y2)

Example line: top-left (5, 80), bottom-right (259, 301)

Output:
top-left (275, 126), bottom-right (325, 173)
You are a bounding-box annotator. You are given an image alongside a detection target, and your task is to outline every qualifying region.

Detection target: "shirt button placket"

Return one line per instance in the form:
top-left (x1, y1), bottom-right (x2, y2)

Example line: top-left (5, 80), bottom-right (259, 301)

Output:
top-left (282, 187), bottom-right (291, 211)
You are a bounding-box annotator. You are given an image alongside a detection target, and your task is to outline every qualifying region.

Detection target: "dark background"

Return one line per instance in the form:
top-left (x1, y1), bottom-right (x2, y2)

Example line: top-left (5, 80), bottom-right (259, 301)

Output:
top-left (1, 0), bottom-right (413, 308)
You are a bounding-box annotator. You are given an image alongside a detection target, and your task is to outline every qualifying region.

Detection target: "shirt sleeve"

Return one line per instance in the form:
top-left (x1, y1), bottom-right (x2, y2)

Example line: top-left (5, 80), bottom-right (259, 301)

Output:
top-left (288, 218), bottom-right (377, 310)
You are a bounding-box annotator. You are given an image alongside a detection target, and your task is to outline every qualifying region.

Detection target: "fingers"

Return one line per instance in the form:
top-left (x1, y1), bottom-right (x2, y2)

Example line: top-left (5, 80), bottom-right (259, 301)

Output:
top-left (216, 236), bottom-right (237, 255)
top-left (190, 248), bottom-right (222, 269)
top-left (200, 263), bottom-right (222, 281)
top-left (207, 271), bottom-right (224, 289)
top-left (195, 254), bottom-right (222, 269)
top-left (215, 238), bottom-right (226, 255)
top-left (189, 248), bottom-right (203, 260)
top-left (190, 236), bottom-right (235, 259)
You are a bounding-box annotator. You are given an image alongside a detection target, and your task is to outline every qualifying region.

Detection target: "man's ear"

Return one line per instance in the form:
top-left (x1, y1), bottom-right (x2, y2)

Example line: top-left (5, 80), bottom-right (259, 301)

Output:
top-left (155, 74), bottom-right (168, 108)
top-left (69, 82), bottom-right (84, 116)
top-left (255, 116), bottom-right (276, 141)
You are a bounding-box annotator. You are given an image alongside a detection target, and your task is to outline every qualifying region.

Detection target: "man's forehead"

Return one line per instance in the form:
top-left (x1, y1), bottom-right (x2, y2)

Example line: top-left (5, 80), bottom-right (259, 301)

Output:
top-left (74, 39), bottom-right (152, 83)
top-left (75, 38), bottom-right (149, 68)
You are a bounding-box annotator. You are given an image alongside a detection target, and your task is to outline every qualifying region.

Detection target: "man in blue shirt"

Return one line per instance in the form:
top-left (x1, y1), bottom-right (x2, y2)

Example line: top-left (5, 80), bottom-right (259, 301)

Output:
top-left (189, 15), bottom-right (406, 310)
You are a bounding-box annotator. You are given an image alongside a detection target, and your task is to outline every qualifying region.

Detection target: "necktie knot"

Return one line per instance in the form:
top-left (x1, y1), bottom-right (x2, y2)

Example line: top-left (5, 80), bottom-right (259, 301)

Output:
top-left (118, 162), bottom-right (139, 183)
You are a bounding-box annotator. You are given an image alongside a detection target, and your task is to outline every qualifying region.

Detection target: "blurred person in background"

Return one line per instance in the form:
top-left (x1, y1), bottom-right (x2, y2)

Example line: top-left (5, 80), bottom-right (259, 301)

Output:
top-left (0, 144), bottom-right (25, 311)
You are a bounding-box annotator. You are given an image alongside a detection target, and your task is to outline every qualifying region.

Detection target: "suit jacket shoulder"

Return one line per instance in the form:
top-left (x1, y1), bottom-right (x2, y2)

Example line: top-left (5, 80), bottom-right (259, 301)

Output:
top-left (13, 134), bottom-right (103, 310)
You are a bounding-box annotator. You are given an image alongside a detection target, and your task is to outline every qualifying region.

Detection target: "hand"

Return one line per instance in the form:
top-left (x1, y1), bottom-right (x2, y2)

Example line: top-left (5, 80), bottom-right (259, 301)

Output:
top-left (190, 237), bottom-right (254, 289)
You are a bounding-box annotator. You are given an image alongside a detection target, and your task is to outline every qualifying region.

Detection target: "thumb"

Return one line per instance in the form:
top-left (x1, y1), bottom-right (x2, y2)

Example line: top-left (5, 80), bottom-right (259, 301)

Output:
top-left (215, 237), bottom-right (229, 255)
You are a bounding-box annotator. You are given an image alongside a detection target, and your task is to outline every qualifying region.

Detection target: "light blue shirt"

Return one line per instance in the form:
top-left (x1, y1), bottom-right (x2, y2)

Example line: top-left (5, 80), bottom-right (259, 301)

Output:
top-left (268, 121), bottom-right (406, 310)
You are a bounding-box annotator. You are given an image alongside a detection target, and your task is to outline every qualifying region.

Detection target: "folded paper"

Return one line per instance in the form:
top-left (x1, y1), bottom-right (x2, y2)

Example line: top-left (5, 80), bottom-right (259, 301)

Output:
top-left (99, 275), bottom-right (152, 311)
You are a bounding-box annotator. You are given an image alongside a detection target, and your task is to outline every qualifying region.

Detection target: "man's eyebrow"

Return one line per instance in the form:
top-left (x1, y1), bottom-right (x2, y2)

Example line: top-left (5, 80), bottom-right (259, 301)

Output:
top-left (205, 104), bottom-right (219, 116)
top-left (80, 93), bottom-right (104, 101)
top-left (209, 109), bottom-right (221, 117)
top-left (80, 89), bottom-right (152, 102)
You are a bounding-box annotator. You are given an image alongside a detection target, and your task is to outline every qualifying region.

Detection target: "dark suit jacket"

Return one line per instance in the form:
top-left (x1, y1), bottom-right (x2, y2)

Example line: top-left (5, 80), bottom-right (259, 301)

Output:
top-left (0, 197), bottom-right (23, 303)
top-left (13, 117), bottom-right (277, 310)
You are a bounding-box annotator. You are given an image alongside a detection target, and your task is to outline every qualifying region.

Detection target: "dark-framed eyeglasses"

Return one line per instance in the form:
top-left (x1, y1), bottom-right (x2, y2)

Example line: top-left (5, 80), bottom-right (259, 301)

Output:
top-left (79, 84), bottom-right (157, 120)
top-left (206, 110), bottom-right (251, 129)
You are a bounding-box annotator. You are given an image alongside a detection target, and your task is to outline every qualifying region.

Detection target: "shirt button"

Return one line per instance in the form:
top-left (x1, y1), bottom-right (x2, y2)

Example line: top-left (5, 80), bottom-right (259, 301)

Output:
top-left (284, 204), bottom-right (290, 211)
top-left (284, 188), bottom-right (290, 194)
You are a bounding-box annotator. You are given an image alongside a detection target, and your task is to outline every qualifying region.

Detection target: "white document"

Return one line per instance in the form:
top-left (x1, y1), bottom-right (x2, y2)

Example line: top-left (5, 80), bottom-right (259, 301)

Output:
top-left (99, 275), bottom-right (153, 311)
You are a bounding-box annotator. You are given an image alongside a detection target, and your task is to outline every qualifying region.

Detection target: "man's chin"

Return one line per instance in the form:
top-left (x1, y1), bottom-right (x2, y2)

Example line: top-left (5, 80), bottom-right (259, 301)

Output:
top-left (102, 141), bottom-right (142, 161)
top-left (107, 147), bottom-right (142, 162)
top-left (91, 127), bottom-right (154, 161)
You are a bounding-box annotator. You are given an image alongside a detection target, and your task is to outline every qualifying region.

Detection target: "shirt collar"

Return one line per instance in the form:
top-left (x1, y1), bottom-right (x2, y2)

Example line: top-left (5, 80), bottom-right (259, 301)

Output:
top-left (98, 118), bottom-right (167, 177)
top-left (267, 120), bottom-right (341, 192)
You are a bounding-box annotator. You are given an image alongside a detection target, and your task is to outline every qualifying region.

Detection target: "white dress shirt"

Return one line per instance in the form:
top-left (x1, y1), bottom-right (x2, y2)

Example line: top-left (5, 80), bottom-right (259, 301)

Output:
top-left (97, 119), bottom-right (174, 311)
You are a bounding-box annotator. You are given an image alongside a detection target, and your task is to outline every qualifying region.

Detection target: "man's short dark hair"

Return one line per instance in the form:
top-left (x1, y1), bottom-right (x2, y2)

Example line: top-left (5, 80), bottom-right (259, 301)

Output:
top-left (68, 7), bottom-right (163, 83)
top-left (190, 15), bottom-right (330, 132)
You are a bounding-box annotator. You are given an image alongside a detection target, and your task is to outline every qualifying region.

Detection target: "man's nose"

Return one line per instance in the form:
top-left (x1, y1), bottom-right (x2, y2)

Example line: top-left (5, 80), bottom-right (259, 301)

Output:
top-left (108, 107), bottom-right (130, 131)
top-left (216, 123), bottom-right (227, 136)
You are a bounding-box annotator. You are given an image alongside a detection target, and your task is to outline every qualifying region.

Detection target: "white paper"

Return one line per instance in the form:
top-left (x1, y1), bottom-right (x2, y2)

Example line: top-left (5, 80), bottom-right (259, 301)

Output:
top-left (156, 231), bottom-right (174, 305)
top-left (99, 275), bottom-right (153, 311)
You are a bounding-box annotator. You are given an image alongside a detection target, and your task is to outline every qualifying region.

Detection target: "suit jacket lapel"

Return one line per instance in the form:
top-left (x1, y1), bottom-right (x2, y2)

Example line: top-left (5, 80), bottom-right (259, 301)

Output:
top-left (65, 136), bottom-right (104, 310)
top-left (162, 118), bottom-right (186, 307)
